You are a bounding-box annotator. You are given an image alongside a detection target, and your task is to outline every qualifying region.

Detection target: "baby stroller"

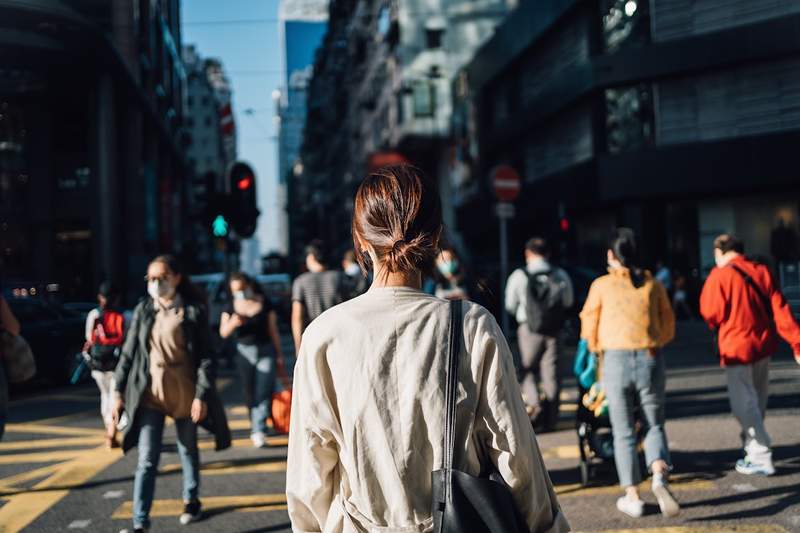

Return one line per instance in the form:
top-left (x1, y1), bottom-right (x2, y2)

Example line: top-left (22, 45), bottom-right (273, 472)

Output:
top-left (573, 341), bottom-right (644, 487)
top-left (573, 340), bottom-right (614, 486)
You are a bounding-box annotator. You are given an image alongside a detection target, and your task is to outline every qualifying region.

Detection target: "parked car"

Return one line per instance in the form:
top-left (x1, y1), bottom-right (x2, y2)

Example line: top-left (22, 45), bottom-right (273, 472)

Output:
top-left (6, 297), bottom-right (86, 385)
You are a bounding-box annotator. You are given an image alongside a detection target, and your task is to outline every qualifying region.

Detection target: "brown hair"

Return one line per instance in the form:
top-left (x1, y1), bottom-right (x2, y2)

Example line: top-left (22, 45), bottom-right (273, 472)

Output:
top-left (149, 254), bottom-right (202, 303)
top-left (352, 164), bottom-right (442, 276)
top-left (714, 234), bottom-right (744, 254)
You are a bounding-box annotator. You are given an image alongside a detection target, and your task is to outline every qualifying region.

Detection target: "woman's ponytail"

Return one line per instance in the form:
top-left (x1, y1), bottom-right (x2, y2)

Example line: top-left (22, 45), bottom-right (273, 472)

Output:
top-left (609, 228), bottom-right (645, 288)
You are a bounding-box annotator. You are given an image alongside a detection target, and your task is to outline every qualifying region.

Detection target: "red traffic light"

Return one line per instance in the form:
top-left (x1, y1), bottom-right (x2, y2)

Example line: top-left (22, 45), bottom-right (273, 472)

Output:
top-left (560, 217), bottom-right (570, 232)
top-left (237, 175), bottom-right (253, 191)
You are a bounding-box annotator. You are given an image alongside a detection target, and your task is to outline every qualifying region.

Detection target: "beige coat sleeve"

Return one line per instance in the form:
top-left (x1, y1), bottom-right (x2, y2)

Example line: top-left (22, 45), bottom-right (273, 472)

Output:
top-left (472, 311), bottom-right (570, 533)
top-left (286, 338), bottom-right (342, 532)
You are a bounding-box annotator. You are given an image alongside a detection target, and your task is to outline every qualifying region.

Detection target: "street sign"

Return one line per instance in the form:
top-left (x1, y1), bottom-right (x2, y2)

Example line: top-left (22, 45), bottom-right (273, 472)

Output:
top-left (491, 164), bottom-right (521, 202)
top-left (495, 202), bottom-right (516, 219)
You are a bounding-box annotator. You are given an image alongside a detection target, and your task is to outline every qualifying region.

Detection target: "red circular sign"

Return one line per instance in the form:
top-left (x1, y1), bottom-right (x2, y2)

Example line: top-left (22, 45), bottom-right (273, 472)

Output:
top-left (491, 165), bottom-right (521, 202)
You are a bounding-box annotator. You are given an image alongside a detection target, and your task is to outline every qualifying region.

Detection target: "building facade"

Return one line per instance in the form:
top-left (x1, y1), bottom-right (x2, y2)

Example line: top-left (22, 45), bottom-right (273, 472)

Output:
top-left (275, 2), bottom-right (327, 260)
top-left (292, 0), bottom-right (512, 265)
top-left (457, 0), bottom-right (800, 280)
top-left (0, 0), bottom-right (190, 302)
top-left (183, 45), bottom-right (237, 272)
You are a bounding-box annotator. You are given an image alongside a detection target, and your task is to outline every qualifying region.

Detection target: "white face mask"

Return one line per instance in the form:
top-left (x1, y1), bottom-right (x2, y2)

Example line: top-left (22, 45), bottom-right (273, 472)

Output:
top-left (345, 264), bottom-right (361, 277)
top-left (148, 279), bottom-right (176, 300)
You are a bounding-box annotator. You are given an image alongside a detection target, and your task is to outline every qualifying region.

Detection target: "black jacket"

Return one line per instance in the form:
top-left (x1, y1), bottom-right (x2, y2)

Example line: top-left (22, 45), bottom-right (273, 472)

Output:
top-left (114, 297), bottom-right (231, 453)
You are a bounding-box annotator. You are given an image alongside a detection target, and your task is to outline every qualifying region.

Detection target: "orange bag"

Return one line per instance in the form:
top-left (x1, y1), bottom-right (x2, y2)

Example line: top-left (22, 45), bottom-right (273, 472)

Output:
top-left (271, 364), bottom-right (292, 434)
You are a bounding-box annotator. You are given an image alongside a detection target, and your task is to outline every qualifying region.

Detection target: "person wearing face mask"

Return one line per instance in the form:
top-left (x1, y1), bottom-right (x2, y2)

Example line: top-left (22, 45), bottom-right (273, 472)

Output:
top-left (113, 255), bottom-right (231, 533)
top-left (340, 249), bottom-right (369, 301)
top-left (700, 234), bottom-right (800, 477)
top-left (219, 272), bottom-right (287, 448)
top-left (434, 247), bottom-right (470, 300)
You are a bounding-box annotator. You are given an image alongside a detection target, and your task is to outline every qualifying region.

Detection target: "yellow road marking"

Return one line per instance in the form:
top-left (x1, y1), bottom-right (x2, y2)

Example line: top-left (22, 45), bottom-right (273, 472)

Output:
top-left (227, 406), bottom-right (249, 416)
top-left (0, 450), bottom-right (85, 465)
top-left (160, 459), bottom-right (287, 476)
top-left (559, 402), bottom-right (578, 413)
top-left (3, 424), bottom-right (103, 437)
top-left (575, 527), bottom-right (788, 533)
top-left (556, 476), bottom-right (714, 497)
top-left (112, 494), bottom-right (287, 519)
top-left (0, 435), bottom-right (102, 452)
top-left (0, 464), bottom-right (65, 495)
top-left (198, 435), bottom-right (288, 451)
top-left (541, 445), bottom-right (580, 460)
top-left (0, 446), bottom-right (122, 532)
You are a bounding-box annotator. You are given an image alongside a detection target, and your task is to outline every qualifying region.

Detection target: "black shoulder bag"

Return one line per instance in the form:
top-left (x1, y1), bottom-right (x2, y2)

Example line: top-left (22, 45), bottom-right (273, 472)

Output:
top-left (431, 300), bottom-right (525, 533)
top-left (729, 264), bottom-right (775, 324)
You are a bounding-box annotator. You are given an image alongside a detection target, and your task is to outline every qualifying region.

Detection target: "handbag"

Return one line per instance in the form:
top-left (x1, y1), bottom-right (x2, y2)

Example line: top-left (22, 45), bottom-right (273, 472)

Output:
top-left (1, 332), bottom-right (37, 383)
top-left (431, 300), bottom-right (526, 533)
top-left (271, 362), bottom-right (292, 434)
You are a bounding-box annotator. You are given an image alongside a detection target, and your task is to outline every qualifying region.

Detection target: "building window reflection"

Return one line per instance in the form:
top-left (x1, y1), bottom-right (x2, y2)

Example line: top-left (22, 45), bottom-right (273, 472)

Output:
top-left (605, 84), bottom-right (655, 153)
top-left (601, 0), bottom-right (651, 53)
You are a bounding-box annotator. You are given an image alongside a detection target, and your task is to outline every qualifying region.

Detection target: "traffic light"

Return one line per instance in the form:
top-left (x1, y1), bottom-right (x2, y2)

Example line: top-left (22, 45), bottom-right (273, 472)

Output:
top-left (227, 161), bottom-right (260, 238)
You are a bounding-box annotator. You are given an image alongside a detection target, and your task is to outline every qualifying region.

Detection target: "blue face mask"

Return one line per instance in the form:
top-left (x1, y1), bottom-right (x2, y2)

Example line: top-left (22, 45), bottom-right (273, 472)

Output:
top-left (438, 260), bottom-right (459, 276)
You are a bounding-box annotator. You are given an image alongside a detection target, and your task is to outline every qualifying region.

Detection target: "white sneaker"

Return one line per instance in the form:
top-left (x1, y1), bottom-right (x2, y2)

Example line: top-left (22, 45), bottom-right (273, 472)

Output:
top-left (251, 432), bottom-right (267, 449)
top-left (652, 479), bottom-right (680, 517)
top-left (616, 495), bottom-right (645, 518)
top-left (735, 458), bottom-right (775, 476)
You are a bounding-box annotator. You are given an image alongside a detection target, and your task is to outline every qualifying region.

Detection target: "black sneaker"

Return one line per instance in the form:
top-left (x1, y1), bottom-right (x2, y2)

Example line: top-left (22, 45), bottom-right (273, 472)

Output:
top-left (179, 500), bottom-right (202, 525)
top-left (119, 528), bottom-right (147, 533)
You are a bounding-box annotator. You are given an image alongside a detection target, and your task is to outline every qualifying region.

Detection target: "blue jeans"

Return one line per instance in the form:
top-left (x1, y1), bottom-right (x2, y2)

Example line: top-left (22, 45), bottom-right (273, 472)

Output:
top-left (236, 343), bottom-right (275, 435)
top-left (602, 349), bottom-right (671, 487)
top-left (133, 407), bottom-right (200, 529)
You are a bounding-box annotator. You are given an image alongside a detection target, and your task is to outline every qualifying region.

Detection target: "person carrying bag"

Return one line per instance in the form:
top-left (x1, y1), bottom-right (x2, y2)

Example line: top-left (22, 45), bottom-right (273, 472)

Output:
top-left (285, 164), bottom-right (568, 533)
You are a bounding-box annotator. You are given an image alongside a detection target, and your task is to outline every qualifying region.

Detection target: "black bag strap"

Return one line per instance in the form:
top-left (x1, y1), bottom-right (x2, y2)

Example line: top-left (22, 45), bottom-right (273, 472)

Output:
top-left (443, 299), bottom-right (463, 474)
top-left (729, 264), bottom-right (773, 321)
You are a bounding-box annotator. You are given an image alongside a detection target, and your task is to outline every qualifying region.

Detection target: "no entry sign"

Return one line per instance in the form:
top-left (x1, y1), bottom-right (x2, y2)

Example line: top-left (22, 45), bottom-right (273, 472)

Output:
top-left (491, 165), bottom-right (521, 202)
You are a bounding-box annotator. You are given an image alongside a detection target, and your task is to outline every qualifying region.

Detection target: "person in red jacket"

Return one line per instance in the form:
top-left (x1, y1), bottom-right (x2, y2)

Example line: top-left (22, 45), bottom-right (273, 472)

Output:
top-left (700, 234), bottom-right (800, 476)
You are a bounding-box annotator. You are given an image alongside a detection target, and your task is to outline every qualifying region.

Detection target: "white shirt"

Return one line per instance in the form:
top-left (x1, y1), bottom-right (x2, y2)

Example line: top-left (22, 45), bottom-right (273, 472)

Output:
top-left (505, 259), bottom-right (575, 325)
top-left (286, 287), bottom-right (569, 533)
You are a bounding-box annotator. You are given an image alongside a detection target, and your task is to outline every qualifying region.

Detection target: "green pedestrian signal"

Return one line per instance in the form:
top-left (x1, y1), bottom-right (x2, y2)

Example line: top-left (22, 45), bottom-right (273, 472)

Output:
top-left (212, 215), bottom-right (229, 237)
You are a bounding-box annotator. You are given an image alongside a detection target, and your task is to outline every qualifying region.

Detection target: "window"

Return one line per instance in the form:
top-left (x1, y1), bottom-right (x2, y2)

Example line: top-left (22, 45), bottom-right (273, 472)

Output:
top-left (426, 28), bottom-right (443, 49)
top-left (413, 81), bottom-right (436, 117)
top-left (185, 117), bottom-right (194, 127)
top-left (187, 96), bottom-right (193, 108)
top-left (601, 0), bottom-right (650, 53)
top-left (605, 84), bottom-right (655, 153)
top-left (204, 116), bottom-right (212, 127)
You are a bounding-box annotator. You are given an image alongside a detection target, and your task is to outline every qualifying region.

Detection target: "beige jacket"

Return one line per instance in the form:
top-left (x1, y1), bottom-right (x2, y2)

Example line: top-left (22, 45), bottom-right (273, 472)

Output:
top-left (286, 287), bottom-right (569, 533)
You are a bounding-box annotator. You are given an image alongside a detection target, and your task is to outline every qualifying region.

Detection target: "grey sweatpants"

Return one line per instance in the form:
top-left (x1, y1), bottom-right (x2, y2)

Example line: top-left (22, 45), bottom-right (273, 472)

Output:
top-left (726, 357), bottom-right (772, 466)
top-left (517, 325), bottom-right (560, 429)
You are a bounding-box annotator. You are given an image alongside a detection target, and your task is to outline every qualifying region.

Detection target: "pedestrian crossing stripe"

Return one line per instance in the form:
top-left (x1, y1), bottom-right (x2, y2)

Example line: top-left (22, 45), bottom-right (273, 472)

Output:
top-left (575, 526), bottom-right (788, 533)
top-left (556, 475), bottom-right (715, 497)
top-left (0, 435), bottom-right (105, 452)
top-left (111, 494), bottom-right (287, 518)
top-left (3, 423), bottom-right (104, 437)
top-left (0, 449), bottom-right (86, 465)
top-left (197, 435), bottom-right (289, 451)
top-left (0, 464), bottom-right (64, 496)
top-left (541, 445), bottom-right (580, 460)
top-left (160, 459), bottom-right (288, 476)
top-left (0, 446), bottom-right (122, 532)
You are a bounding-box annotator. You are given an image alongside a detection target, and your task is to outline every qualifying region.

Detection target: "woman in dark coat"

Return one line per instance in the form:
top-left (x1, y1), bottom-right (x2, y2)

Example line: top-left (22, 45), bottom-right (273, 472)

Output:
top-left (113, 255), bottom-right (230, 533)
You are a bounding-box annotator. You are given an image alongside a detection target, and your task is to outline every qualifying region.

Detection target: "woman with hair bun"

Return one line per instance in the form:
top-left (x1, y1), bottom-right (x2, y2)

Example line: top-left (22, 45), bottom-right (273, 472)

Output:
top-left (580, 228), bottom-right (678, 519)
top-left (286, 165), bottom-right (568, 532)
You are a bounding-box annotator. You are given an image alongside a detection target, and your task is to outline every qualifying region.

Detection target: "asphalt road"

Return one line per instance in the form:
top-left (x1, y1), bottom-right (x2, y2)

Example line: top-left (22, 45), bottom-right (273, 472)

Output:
top-left (0, 321), bottom-right (798, 533)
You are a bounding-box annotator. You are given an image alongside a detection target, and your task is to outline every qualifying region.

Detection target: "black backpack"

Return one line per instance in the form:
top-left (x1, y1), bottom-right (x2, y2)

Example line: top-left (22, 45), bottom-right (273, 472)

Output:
top-left (524, 270), bottom-right (565, 335)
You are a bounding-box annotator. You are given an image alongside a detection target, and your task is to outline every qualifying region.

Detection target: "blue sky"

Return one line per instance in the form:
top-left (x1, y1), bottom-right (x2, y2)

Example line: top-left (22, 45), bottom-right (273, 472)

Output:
top-left (181, 0), bottom-right (284, 257)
